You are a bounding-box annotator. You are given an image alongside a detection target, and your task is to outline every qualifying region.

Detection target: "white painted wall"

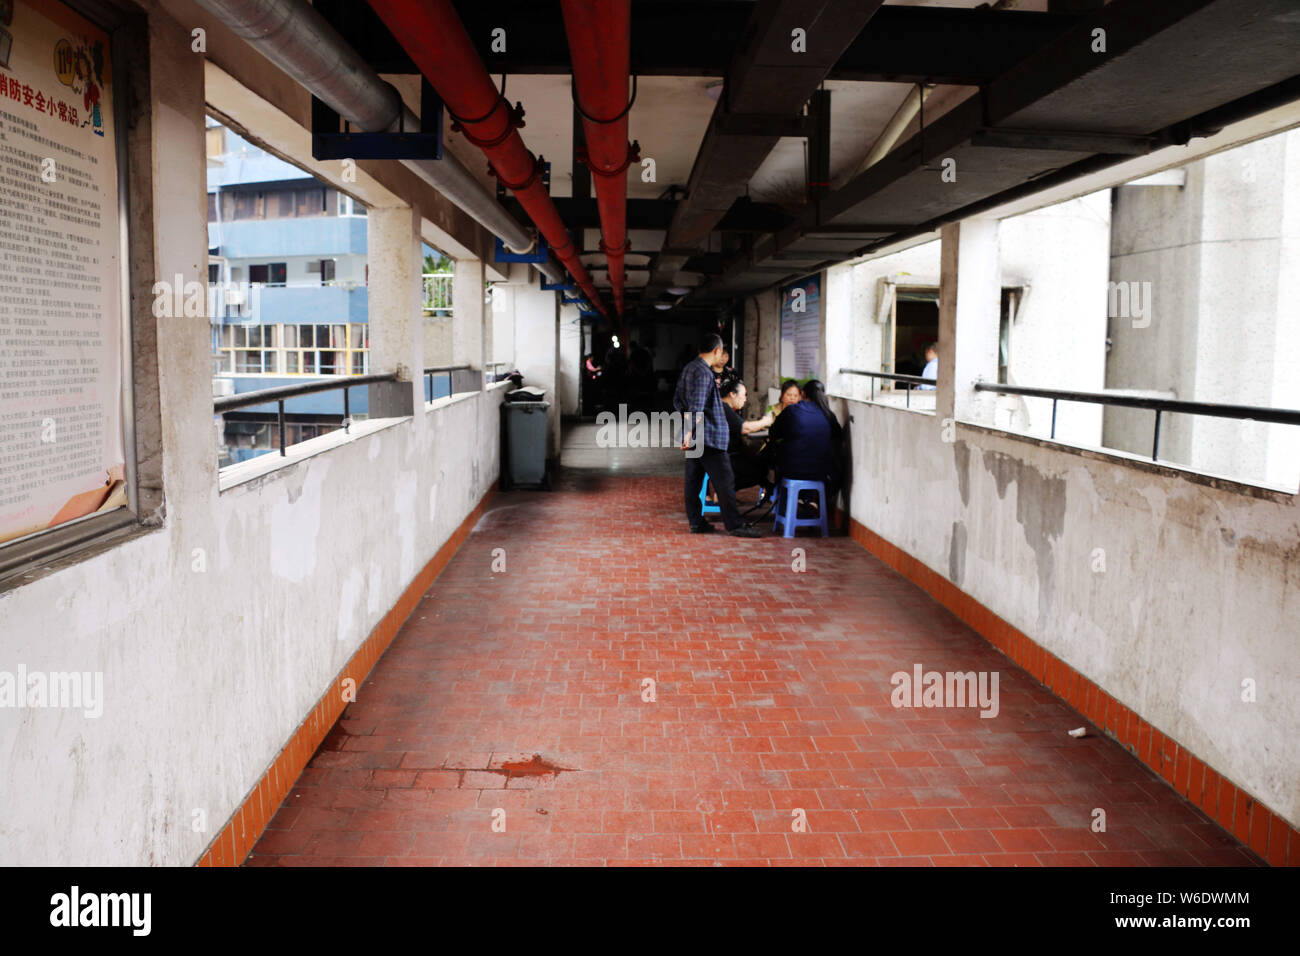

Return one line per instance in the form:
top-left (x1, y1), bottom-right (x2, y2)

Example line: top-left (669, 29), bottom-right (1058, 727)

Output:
top-left (558, 302), bottom-right (582, 416)
top-left (998, 192), bottom-right (1111, 446)
top-left (833, 193), bottom-right (1110, 435)
top-left (513, 283), bottom-right (563, 456)
top-left (489, 284), bottom-right (516, 372)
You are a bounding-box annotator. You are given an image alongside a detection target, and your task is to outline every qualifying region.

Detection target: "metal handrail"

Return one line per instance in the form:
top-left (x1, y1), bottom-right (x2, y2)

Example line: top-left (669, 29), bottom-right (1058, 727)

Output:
top-left (973, 381), bottom-right (1300, 461)
top-left (423, 363), bottom-right (472, 402)
top-left (839, 368), bottom-right (936, 408)
top-left (841, 369), bottom-right (1300, 461)
top-left (214, 372), bottom-right (398, 456)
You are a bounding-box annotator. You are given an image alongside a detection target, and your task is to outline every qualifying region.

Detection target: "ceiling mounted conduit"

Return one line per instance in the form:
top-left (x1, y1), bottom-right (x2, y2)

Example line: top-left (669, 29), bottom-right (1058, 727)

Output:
top-left (561, 0), bottom-right (637, 321)
top-left (193, 0), bottom-right (565, 282)
top-left (366, 0), bottom-right (608, 316)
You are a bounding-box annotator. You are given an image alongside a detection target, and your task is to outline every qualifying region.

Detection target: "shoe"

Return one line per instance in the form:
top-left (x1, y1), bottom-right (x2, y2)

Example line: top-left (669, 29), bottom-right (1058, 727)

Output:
top-left (690, 522), bottom-right (717, 533)
top-left (728, 526), bottom-right (762, 538)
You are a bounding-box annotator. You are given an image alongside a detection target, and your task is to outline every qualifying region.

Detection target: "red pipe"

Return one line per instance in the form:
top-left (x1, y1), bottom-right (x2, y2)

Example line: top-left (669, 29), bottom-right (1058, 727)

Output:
top-left (561, 0), bottom-right (635, 320)
top-left (365, 0), bottom-right (606, 316)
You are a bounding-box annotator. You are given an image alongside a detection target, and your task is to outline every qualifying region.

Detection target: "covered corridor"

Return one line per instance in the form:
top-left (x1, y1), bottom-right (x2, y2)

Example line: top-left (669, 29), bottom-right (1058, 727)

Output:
top-left (242, 454), bottom-right (1259, 867)
top-left (0, 0), bottom-right (1297, 888)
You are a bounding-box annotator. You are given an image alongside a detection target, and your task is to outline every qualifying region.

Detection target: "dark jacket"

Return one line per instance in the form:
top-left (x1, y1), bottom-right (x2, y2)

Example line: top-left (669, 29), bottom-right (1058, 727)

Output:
top-left (769, 401), bottom-right (841, 483)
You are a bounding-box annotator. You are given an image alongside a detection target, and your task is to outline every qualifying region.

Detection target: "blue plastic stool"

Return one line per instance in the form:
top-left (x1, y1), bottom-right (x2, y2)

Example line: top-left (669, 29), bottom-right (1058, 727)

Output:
top-left (699, 473), bottom-right (721, 515)
top-left (773, 478), bottom-right (828, 538)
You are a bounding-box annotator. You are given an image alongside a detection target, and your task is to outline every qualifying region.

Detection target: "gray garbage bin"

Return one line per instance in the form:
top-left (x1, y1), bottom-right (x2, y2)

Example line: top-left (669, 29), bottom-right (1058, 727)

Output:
top-left (501, 399), bottom-right (551, 490)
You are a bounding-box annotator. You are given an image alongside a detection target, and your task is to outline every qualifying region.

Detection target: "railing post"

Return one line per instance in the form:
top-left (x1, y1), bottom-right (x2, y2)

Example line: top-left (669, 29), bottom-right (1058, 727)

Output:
top-left (343, 386), bottom-right (351, 433)
top-left (1152, 409), bottom-right (1162, 461)
top-left (278, 399), bottom-right (286, 456)
top-left (1050, 399), bottom-right (1057, 440)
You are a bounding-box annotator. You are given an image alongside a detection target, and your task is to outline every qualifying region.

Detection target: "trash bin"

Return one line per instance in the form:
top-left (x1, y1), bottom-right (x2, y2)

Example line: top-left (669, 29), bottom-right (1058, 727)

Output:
top-left (501, 396), bottom-right (550, 490)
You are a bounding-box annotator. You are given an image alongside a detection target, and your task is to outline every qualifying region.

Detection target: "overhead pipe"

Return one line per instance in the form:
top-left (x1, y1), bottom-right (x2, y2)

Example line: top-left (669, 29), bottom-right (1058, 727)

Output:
top-left (561, 0), bottom-right (637, 319)
top-left (365, 0), bottom-right (608, 316)
top-left (837, 83), bottom-right (936, 189)
top-left (193, 0), bottom-right (566, 283)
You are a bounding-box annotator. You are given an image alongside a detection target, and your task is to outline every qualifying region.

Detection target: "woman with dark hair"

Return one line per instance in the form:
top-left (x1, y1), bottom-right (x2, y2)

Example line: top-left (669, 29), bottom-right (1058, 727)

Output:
top-left (768, 378), bottom-right (843, 492)
top-left (767, 379), bottom-right (803, 420)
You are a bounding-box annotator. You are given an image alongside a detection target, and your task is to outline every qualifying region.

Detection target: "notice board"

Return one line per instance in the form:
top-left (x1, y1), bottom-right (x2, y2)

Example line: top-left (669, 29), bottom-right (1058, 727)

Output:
top-left (0, 0), bottom-right (126, 547)
top-left (779, 273), bottom-right (821, 381)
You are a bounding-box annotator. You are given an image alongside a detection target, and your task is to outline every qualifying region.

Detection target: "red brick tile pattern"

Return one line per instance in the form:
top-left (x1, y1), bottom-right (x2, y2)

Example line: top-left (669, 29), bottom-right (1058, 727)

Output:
top-left (234, 474), bottom-right (1285, 866)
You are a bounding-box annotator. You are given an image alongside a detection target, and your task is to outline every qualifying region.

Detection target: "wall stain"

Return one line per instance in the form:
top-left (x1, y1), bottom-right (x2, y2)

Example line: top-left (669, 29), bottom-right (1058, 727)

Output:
top-left (981, 450), bottom-right (1067, 629)
top-left (949, 520), bottom-right (967, 587)
top-left (953, 441), bottom-right (971, 507)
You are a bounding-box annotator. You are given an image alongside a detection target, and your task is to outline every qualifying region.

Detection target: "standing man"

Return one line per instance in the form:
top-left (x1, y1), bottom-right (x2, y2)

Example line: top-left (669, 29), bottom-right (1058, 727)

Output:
top-left (673, 335), bottom-right (761, 537)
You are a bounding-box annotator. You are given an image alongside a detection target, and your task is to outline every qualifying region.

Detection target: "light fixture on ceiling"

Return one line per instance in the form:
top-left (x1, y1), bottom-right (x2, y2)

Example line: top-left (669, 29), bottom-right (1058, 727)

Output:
top-left (667, 286), bottom-right (690, 295)
top-left (654, 303), bottom-right (672, 311)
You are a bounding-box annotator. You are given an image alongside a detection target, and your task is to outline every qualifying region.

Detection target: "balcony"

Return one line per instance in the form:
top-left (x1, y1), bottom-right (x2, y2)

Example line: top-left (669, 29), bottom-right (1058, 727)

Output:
top-left (217, 284), bottom-right (368, 327)
top-left (423, 272), bottom-right (453, 315)
top-left (208, 216), bottom-right (367, 258)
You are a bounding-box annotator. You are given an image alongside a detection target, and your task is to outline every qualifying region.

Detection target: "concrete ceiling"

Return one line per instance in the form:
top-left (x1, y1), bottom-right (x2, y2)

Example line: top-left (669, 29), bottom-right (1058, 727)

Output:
top-left (361, 0), bottom-right (1300, 321)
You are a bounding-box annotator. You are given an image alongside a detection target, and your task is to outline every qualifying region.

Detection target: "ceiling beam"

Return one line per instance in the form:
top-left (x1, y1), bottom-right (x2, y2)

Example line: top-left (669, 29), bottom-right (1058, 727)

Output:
top-left (324, 2), bottom-right (1076, 85)
top-left (639, 0), bottom-right (885, 312)
top-left (689, 0), bottom-right (1300, 305)
top-left (394, 4), bottom-right (1077, 86)
top-left (505, 197), bottom-right (795, 232)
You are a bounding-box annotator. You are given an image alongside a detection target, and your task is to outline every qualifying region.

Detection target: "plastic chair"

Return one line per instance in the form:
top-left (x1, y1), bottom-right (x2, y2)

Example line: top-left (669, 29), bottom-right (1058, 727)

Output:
top-left (699, 473), bottom-right (721, 515)
top-left (772, 478), bottom-right (828, 538)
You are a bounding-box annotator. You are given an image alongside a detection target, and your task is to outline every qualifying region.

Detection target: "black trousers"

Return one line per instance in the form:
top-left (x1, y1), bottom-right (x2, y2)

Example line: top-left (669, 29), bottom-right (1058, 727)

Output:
top-left (685, 446), bottom-right (744, 531)
top-left (731, 451), bottom-right (768, 492)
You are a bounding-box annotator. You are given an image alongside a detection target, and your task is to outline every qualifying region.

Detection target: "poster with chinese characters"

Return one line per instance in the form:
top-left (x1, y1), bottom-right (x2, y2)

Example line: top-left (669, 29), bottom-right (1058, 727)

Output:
top-left (0, 0), bottom-right (126, 547)
top-left (780, 274), bottom-right (821, 381)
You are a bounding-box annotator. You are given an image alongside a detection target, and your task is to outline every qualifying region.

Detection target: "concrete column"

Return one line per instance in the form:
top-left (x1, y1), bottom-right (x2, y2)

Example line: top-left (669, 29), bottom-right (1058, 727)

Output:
top-left (490, 284), bottom-right (516, 371)
top-left (453, 257), bottom-right (486, 387)
top-left (938, 219), bottom-right (1001, 425)
top-left (755, 288), bottom-right (781, 407)
top-left (368, 206), bottom-right (422, 418)
top-left (514, 282), bottom-right (561, 456)
top-left (558, 301), bottom-right (581, 417)
top-left (742, 297), bottom-right (760, 416)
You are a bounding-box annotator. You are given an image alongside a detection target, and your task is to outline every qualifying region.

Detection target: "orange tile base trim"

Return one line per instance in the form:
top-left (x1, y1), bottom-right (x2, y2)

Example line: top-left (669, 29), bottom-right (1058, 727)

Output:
top-left (849, 518), bottom-right (1299, 867)
top-left (196, 488), bottom-right (497, 867)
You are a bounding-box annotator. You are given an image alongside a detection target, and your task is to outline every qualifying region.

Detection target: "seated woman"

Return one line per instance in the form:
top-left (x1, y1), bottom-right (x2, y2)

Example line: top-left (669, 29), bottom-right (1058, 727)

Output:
top-left (720, 380), bottom-right (773, 493)
top-left (767, 379), bottom-right (803, 420)
top-left (767, 379), bottom-right (843, 501)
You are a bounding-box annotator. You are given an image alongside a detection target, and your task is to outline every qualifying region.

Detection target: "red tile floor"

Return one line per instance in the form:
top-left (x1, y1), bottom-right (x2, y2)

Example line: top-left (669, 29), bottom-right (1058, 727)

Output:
top-left (246, 469), bottom-right (1259, 866)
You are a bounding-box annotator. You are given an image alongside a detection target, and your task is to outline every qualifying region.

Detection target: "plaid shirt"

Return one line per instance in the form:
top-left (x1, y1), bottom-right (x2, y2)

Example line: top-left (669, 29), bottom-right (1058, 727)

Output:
top-left (673, 357), bottom-right (729, 450)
